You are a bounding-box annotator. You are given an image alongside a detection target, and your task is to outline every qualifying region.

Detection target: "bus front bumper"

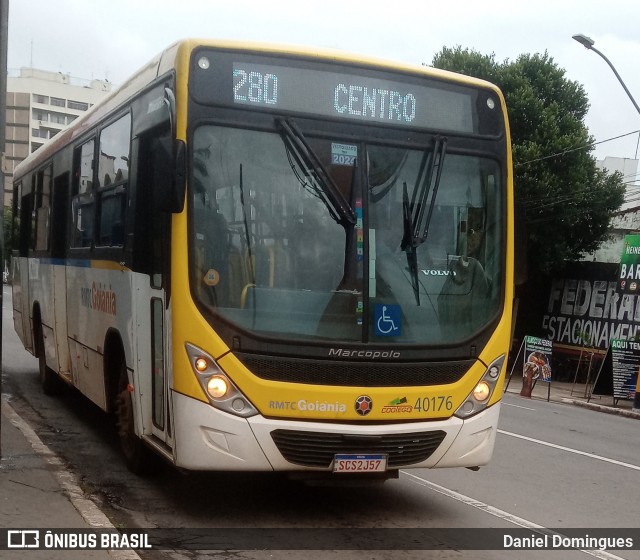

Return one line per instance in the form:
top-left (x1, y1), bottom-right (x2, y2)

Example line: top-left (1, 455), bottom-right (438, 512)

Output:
top-left (172, 391), bottom-right (500, 471)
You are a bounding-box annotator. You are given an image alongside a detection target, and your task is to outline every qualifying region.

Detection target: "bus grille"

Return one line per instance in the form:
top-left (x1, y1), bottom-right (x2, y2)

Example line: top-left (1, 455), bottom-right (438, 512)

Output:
top-left (271, 429), bottom-right (447, 468)
top-left (235, 354), bottom-right (473, 387)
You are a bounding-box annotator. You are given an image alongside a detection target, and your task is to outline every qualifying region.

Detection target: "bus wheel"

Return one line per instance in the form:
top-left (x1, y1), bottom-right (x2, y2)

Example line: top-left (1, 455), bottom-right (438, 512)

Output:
top-left (36, 325), bottom-right (59, 395)
top-left (115, 364), bottom-right (157, 475)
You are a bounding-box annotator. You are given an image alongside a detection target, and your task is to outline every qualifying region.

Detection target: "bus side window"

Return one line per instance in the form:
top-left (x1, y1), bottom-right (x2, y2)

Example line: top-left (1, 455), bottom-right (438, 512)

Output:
top-left (71, 139), bottom-right (96, 249)
top-left (34, 165), bottom-right (52, 252)
top-left (132, 123), bottom-right (172, 288)
top-left (11, 181), bottom-right (22, 256)
top-left (19, 187), bottom-right (32, 257)
top-left (51, 172), bottom-right (70, 259)
top-left (97, 113), bottom-right (131, 247)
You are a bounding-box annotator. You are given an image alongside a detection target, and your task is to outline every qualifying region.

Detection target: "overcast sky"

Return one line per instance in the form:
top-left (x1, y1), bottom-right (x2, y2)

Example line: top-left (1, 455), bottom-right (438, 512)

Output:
top-left (8, 0), bottom-right (640, 164)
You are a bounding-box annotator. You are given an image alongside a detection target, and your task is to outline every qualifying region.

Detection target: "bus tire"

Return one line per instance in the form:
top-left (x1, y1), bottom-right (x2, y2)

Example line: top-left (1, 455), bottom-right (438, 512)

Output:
top-left (115, 361), bottom-right (158, 475)
top-left (35, 322), bottom-right (59, 396)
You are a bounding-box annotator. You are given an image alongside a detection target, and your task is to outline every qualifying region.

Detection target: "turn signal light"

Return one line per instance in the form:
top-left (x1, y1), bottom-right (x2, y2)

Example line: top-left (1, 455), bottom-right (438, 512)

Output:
top-left (195, 357), bottom-right (208, 372)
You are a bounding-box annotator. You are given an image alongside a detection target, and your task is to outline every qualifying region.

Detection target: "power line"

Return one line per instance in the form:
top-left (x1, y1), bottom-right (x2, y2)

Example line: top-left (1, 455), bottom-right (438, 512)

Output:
top-left (516, 129), bottom-right (640, 167)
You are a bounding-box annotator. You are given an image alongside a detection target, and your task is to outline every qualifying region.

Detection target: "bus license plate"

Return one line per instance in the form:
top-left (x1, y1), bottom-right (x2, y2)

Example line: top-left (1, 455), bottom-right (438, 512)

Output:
top-left (333, 454), bottom-right (387, 473)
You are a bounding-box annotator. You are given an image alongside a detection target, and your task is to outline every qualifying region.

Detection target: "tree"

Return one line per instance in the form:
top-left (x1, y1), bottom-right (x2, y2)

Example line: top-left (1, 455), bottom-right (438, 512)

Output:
top-left (432, 47), bottom-right (625, 274)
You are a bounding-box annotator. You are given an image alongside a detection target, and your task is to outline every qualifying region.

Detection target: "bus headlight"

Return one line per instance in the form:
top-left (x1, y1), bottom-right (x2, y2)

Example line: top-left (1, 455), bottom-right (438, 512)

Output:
top-left (206, 375), bottom-right (229, 399)
top-left (473, 381), bottom-right (491, 402)
top-left (454, 355), bottom-right (505, 419)
top-left (186, 343), bottom-right (258, 418)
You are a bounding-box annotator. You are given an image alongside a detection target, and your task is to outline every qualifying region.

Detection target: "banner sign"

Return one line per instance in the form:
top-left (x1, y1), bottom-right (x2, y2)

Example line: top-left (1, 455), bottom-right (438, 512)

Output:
top-left (618, 234), bottom-right (640, 294)
top-left (523, 336), bottom-right (552, 382)
top-left (542, 278), bottom-right (640, 349)
top-left (609, 339), bottom-right (639, 400)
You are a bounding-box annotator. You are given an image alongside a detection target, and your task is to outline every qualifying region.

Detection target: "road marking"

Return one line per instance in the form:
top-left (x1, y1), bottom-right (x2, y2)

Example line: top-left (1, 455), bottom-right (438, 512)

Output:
top-left (503, 402), bottom-right (536, 411)
top-left (498, 429), bottom-right (640, 471)
top-left (402, 471), bottom-right (629, 560)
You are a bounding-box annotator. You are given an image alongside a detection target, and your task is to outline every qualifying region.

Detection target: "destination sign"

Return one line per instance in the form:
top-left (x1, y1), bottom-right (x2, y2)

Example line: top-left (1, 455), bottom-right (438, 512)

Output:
top-left (191, 50), bottom-right (502, 135)
top-left (232, 63), bottom-right (421, 126)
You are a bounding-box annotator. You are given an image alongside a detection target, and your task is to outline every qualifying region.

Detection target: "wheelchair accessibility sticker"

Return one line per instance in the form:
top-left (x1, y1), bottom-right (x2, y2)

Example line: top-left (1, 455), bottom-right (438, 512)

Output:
top-left (374, 304), bottom-right (401, 337)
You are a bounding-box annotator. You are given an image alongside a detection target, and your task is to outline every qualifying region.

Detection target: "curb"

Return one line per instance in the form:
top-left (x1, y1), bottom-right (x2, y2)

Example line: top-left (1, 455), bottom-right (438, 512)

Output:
top-left (561, 397), bottom-right (640, 420)
top-left (2, 396), bottom-right (142, 560)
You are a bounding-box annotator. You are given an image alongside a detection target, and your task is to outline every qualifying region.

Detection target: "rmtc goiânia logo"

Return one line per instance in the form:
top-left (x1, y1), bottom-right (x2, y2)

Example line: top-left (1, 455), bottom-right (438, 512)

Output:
top-left (354, 395), bottom-right (373, 416)
top-left (80, 282), bottom-right (117, 316)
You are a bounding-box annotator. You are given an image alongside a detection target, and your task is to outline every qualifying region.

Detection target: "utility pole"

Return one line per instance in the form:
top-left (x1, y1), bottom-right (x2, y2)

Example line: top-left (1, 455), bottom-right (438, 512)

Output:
top-left (0, 0), bottom-right (8, 444)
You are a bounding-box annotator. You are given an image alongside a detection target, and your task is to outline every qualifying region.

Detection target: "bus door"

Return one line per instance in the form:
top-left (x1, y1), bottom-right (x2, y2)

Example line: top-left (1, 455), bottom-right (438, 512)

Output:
top-left (149, 292), bottom-right (170, 445)
top-left (51, 172), bottom-right (71, 377)
top-left (16, 187), bottom-right (34, 351)
top-left (143, 165), bottom-right (173, 448)
top-left (131, 94), bottom-right (175, 448)
top-left (11, 256), bottom-right (30, 350)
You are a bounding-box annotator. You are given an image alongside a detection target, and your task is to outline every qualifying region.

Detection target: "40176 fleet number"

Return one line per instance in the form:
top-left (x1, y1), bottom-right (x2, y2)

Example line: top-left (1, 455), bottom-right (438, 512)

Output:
top-left (414, 396), bottom-right (453, 413)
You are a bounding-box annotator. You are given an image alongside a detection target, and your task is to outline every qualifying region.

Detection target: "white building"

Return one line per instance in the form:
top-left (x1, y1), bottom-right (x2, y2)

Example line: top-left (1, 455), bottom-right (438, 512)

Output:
top-left (586, 156), bottom-right (640, 263)
top-left (4, 68), bottom-right (111, 206)
top-left (598, 156), bottom-right (640, 212)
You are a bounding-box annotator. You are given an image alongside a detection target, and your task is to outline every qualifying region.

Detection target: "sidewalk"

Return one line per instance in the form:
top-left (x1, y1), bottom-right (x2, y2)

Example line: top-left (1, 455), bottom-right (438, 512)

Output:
top-left (0, 396), bottom-right (139, 559)
top-left (504, 379), bottom-right (640, 420)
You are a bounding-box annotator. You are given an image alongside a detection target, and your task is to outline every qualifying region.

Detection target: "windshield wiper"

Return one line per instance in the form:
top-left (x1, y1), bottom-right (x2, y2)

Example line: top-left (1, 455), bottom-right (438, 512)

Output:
top-left (401, 136), bottom-right (447, 251)
top-left (278, 118), bottom-right (356, 226)
top-left (400, 136), bottom-right (448, 305)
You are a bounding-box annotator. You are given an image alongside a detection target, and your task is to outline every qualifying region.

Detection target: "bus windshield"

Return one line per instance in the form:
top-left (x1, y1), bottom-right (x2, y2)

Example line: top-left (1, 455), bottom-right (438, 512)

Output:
top-left (191, 124), bottom-right (504, 345)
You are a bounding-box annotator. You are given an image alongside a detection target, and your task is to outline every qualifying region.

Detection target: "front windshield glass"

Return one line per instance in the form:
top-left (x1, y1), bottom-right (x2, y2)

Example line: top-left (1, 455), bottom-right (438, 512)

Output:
top-left (191, 125), bottom-right (504, 345)
top-left (368, 146), bottom-right (503, 343)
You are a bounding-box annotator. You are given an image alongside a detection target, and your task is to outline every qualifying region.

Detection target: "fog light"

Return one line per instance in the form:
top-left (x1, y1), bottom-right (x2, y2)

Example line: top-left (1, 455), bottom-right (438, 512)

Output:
top-left (207, 375), bottom-right (229, 399)
top-left (473, 381), bottom-right (491, 402)
top-left (460, 401), bottom-right (474, 415)
top-left (232, 398), bottom-right (246, 412)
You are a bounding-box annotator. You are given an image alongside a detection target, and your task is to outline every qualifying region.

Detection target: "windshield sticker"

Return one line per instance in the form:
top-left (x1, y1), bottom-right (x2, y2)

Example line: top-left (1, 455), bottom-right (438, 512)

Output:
top-left (374, 304), bottom-right (401, 337)
top-left (331, 143), bottom-right (357, 166)
top-left (204, 269), bottom-right (220, 286)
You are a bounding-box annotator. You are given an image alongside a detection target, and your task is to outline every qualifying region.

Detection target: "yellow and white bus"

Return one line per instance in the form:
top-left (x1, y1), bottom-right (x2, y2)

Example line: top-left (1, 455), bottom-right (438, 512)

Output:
top-left (12, 39), bottom-right (513, 478)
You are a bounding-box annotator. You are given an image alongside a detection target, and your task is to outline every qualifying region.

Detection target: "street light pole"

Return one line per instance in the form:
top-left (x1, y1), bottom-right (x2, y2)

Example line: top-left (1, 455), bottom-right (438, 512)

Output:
top-left (572, 34), bottom-right (640, 117)
top-left (573, 33), bottom-right (640, 413)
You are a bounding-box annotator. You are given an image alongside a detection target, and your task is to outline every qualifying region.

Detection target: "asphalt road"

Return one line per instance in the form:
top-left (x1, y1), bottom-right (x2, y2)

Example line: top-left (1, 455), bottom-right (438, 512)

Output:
top-left (2, 284), bottom-right (640, 560)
